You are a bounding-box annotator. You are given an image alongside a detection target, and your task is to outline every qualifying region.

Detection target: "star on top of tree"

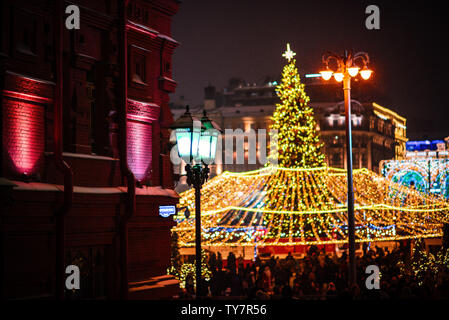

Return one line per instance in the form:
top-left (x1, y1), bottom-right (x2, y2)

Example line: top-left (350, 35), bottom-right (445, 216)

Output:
top-left (282, 43), bottom-right (296, 61)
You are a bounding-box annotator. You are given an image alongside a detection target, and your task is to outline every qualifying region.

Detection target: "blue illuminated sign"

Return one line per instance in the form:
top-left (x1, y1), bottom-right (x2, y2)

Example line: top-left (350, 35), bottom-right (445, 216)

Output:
top-left (159, 205), bottom-right (176, 218)
top-left (406, 140), bottom-right (445, 151)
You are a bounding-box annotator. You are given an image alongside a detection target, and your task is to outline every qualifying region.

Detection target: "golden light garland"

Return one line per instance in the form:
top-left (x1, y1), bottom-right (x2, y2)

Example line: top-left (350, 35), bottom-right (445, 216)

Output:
top-left (173, 166), bottom-right (449, 248)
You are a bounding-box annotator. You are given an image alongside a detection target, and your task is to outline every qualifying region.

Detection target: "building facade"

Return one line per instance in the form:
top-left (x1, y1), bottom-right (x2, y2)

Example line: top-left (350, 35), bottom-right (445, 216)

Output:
top-left (172, 76), bottom-right (407, 175)
top-left (1, 0), bottom-right (180, 299)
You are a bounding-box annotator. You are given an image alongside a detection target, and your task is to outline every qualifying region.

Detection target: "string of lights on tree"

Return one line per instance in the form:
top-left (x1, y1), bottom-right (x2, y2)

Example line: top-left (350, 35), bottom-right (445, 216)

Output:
top-left (269, 43), bottom-right (325, 168)
top-left (172, 44), bottom-right (449, 249)
top-left (398, 238), bottom-right (449, 287)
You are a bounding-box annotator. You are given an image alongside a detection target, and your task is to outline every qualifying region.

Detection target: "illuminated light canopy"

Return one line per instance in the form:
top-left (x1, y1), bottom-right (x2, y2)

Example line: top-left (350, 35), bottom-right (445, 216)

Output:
top-left (174, 166), bottom-right (449, 248)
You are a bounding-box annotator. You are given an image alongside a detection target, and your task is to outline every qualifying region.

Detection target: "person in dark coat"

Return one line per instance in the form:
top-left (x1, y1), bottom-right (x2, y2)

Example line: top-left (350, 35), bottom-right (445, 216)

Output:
top-left (227, 252), bottom-right (237, 274)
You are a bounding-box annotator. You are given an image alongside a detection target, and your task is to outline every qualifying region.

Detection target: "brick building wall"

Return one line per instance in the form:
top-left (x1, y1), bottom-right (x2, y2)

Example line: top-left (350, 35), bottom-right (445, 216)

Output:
top-left (0, 0), bottom-right (180, 299)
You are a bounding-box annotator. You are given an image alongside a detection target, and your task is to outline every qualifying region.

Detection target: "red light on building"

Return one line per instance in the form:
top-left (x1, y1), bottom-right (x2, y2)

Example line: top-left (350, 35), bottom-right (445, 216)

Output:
top-left (127, 120), bottom-right (152, 181)
top-left (3, 98), bottom-right (44, 176)
top-left (126, 99), bottom-right (160, 182)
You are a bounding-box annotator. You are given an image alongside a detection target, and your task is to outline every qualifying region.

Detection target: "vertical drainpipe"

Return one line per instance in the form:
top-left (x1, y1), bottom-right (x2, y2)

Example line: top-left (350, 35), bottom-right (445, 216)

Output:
top-left (119, 0), bottom-right (136, 299)
top-left (54, 0), bottom-right (74, 299)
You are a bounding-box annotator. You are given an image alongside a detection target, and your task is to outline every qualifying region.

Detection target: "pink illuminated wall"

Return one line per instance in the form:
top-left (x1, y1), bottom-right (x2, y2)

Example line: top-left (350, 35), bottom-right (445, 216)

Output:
top-left (3, 98), bottom-right (44, 176)
top-left (127, 120), bottom-right (152, 181)
top-left (126, 98), bottom-right (159, 182)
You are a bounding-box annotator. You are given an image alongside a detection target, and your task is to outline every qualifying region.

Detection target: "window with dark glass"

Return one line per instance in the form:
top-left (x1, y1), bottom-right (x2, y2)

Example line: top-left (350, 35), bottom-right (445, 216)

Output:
top-left (132, 54), bottom-right (146, 84)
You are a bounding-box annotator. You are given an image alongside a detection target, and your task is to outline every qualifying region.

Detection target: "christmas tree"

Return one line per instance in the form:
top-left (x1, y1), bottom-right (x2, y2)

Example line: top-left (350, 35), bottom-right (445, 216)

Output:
top-left (264, 44), bottom-right (332, 241)
top-left (167, 230), bottom-right (182, 279)
top-left (409, 238), bottom-right (437, 286)
top-left (178, 249), bottom-right (211, 289)
top-left (269, 43), bottom-right (325, 168)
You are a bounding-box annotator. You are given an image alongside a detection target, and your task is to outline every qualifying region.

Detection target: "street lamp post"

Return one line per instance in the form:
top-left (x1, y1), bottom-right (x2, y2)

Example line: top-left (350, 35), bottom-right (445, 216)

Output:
top-left (320, 50), bottom-right (372, 287)
top-left (171, 106), bottom-right (221, 299)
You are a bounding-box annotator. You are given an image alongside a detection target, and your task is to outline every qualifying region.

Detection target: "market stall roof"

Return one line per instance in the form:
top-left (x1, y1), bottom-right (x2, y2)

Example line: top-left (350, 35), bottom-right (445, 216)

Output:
top-left (173, 166), bottom-right (449, 247)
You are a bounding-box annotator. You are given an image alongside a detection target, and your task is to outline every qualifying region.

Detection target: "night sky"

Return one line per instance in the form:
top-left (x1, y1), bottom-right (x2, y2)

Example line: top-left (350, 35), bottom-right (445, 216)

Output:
top-left (171, 0), bottom-right (449, 140)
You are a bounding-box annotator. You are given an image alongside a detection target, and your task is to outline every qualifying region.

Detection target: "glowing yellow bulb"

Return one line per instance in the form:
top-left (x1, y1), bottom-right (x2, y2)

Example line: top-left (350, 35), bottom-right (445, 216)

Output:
top-left (360, 68), bottom-right (373, 80)
top-left (320, 70), bottom-right (333, 81)
top-left (348, 66), bottom-right (359, 77)
top-left (333, 72), bottom-right (344, 82)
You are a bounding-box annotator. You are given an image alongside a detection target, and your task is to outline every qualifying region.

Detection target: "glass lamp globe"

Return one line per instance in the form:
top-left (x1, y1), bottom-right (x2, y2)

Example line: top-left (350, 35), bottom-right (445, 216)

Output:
top-left (360, 67), bottom-right (373, 80)
top-left (199, 111), bottom-right (222, 164)
top-left (320, 70), bottom-right (333, 81)
top-left (170, 105), bottom-right (204, 163)
top-left (348, 66), bottom-right (360, 77)
top-left (333, 72), bottom-right (344, 82)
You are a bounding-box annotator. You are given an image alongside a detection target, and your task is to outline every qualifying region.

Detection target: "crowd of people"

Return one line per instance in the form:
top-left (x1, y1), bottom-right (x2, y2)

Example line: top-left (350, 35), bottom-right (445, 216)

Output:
top-left (180, 245), bottom-right (449, 300)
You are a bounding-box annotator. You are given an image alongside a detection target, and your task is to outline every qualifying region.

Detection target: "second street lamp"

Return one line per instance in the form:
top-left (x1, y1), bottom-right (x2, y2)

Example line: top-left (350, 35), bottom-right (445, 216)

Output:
top-left (171, 106), bottom-right (221, 298)
top-left (319, 50), bottom-right (372, 287)
top-left (199, 110), bottom-right (221, 165)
